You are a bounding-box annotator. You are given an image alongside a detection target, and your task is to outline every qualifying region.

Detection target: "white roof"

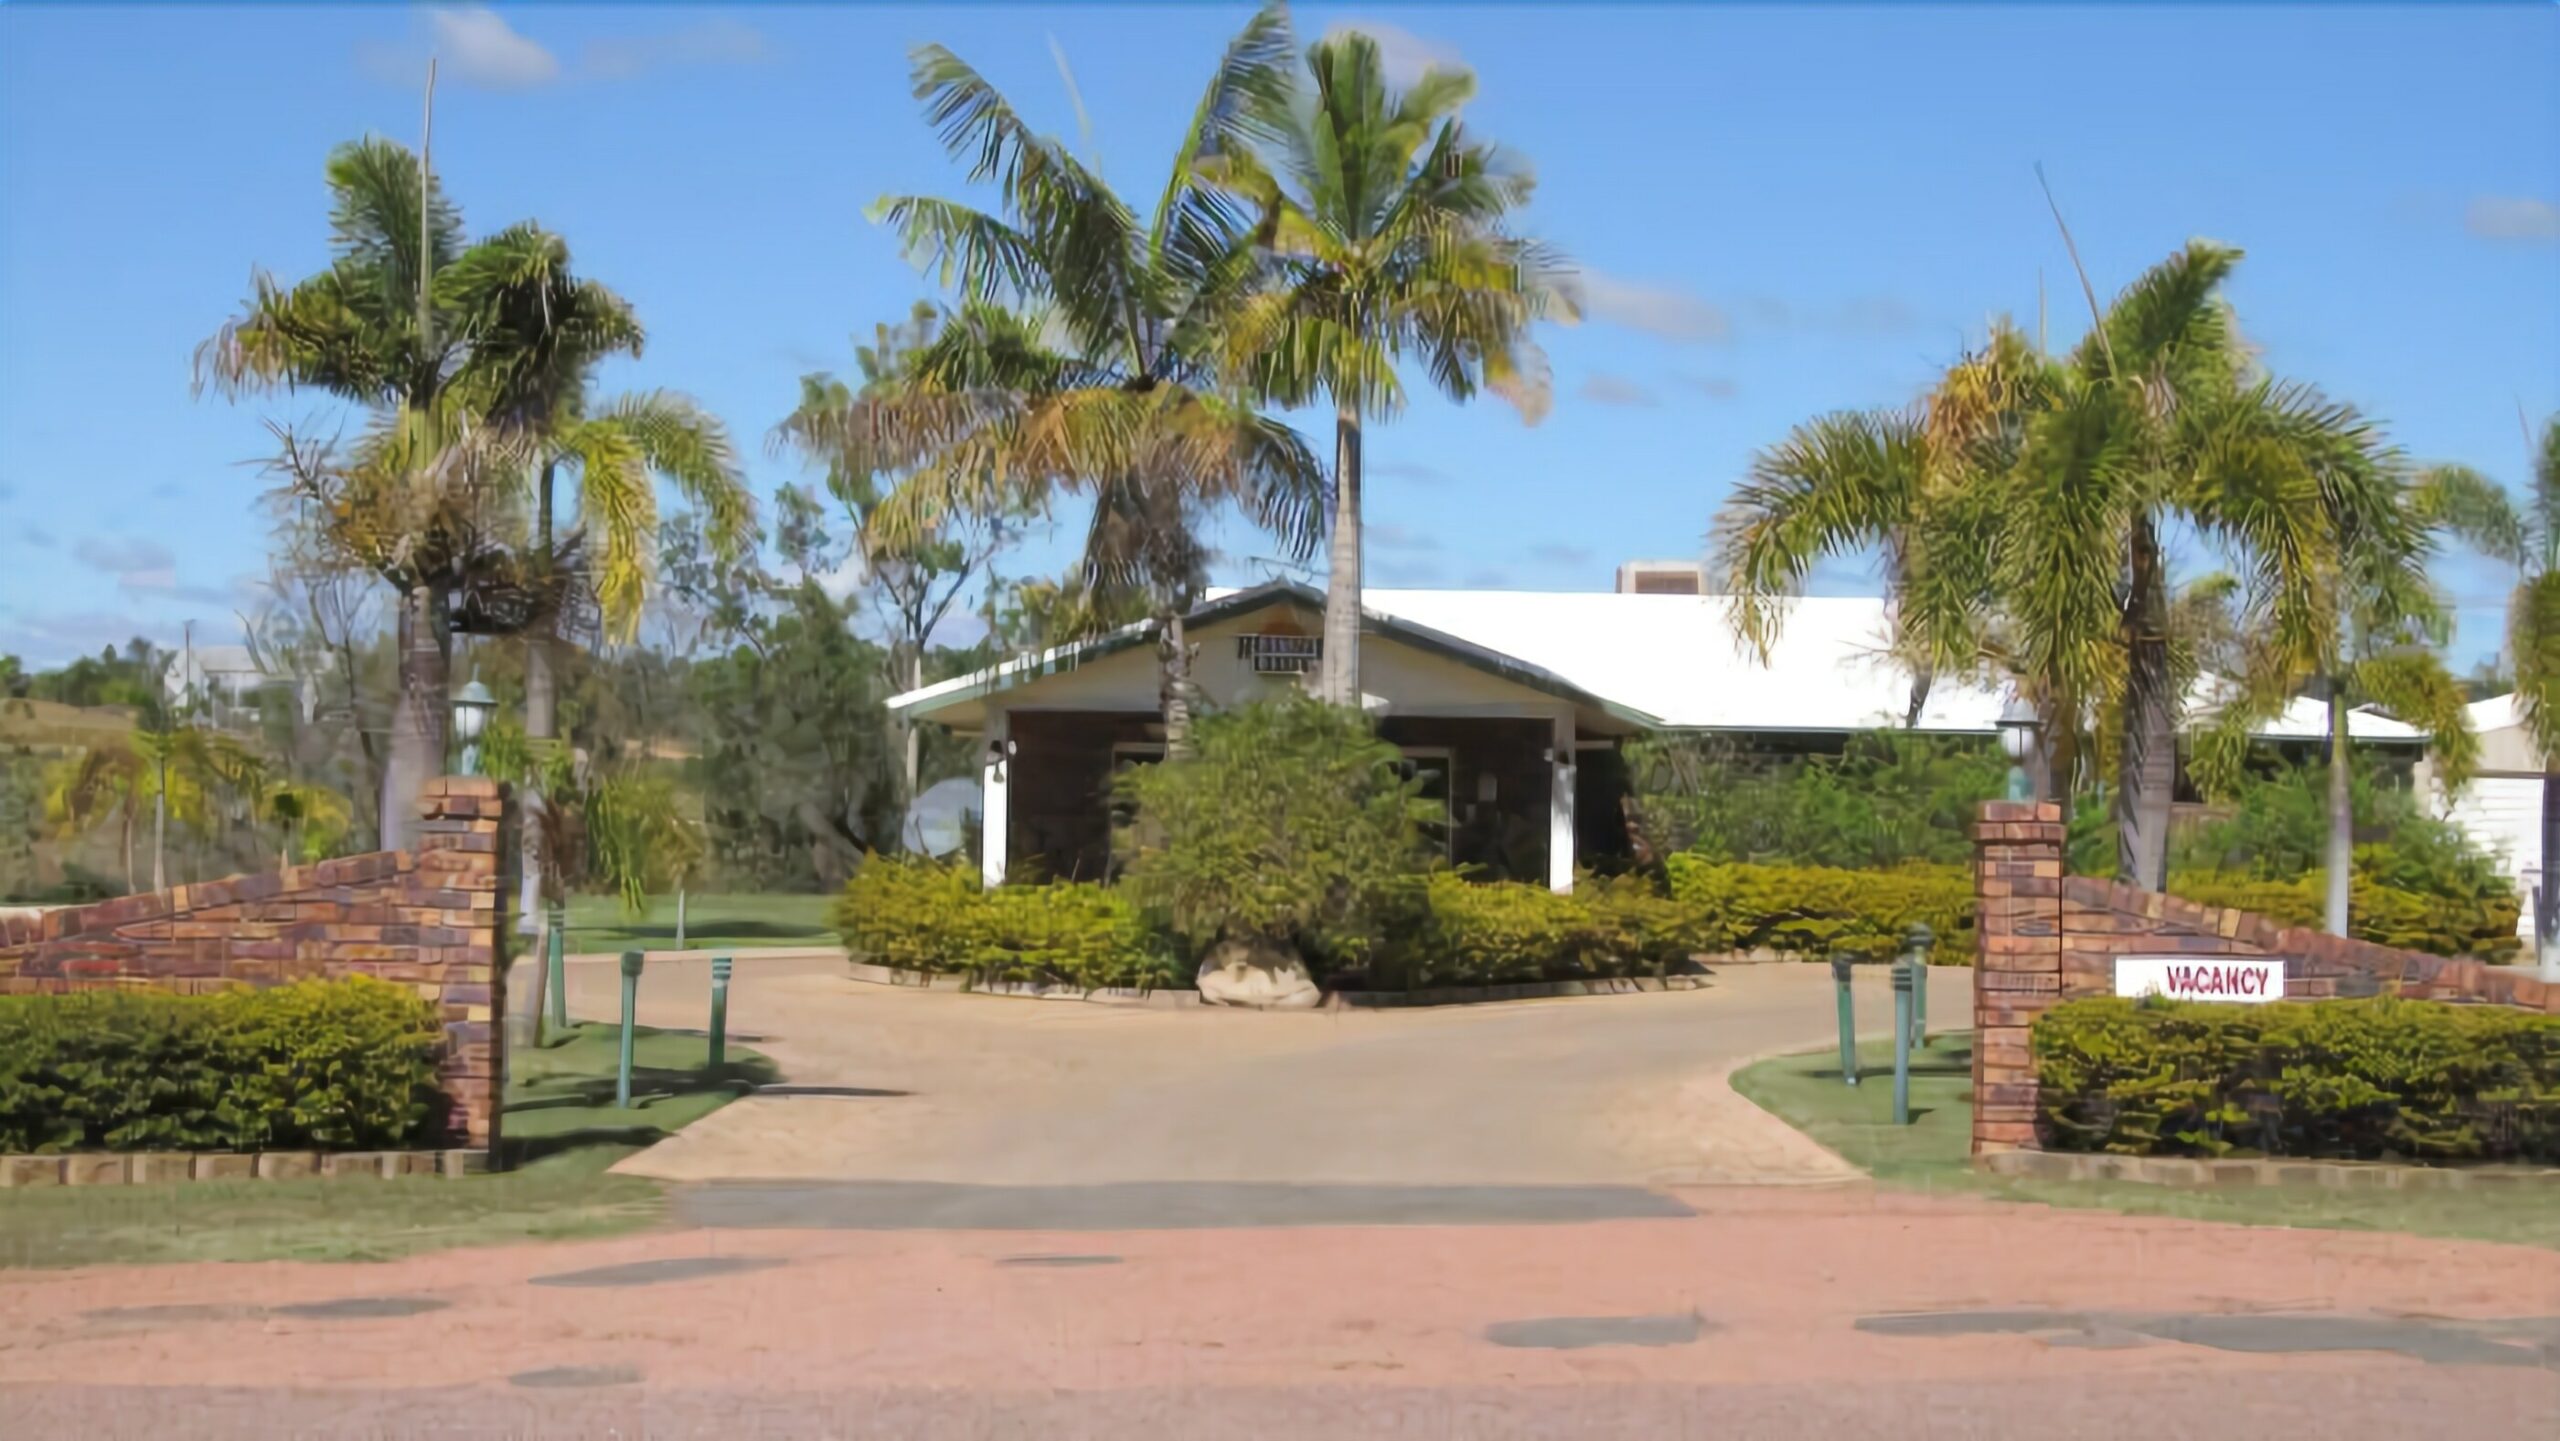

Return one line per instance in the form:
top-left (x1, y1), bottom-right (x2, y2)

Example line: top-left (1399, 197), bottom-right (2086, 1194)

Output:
top-left (2469, 693), bottom-right (2523, 733)
top-left (1307, 589), bottom-right (2418, 742)
top-left (899, 583), bottom-right (2425, 742)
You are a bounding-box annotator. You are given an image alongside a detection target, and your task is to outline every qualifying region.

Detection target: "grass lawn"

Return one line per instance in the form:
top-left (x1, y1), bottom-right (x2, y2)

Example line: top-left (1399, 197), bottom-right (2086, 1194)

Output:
top-left (0, 1022), bottom-right (773, 1269)
top-left (562, 891), bottom-right (834, 954)
top-left (1733, 1031), bottom-right (2560, 1250)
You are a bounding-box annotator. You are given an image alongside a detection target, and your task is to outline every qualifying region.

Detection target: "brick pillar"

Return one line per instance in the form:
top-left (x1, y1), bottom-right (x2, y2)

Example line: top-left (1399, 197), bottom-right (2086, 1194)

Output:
top-left (414, 777), bottom-right (508, 1152)
top-left (1972, 800), bottom-right (2064, 1154)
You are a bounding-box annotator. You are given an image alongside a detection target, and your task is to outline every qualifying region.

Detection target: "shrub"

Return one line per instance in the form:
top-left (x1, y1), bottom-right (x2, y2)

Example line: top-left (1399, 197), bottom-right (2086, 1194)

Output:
top-left (1625, 730), bottom-right (2003, 869)
top-left (1113, 698), bottom-right (1434, 963)
top-left (834, 855), bottom-right (1177, 990)
top-left (0, 978), bottom-right (443, 1153)
top-left (1662, 856), bottom-right (1973, 964)
top-left (2166, 872), bottom-right (2520, 962)
top-left (1395, 874), bottom-right (1599, 988)
top-left (2033, 996), bottom-right (2560, 1162)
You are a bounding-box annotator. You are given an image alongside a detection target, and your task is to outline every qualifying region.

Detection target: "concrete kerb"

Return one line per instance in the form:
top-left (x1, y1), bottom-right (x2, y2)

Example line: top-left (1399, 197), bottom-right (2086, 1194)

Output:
top-left (1980, 1148), bottom-right (2560, 1192)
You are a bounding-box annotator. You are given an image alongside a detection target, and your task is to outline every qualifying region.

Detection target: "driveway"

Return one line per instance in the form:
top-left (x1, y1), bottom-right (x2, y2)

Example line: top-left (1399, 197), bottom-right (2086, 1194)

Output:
top-left (553, 954), bottom-right (1955, 1190)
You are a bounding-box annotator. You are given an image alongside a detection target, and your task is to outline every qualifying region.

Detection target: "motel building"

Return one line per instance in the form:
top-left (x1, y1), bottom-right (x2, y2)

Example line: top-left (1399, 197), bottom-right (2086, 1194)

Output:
top-left (889, 561), bottom-right (2425, 894)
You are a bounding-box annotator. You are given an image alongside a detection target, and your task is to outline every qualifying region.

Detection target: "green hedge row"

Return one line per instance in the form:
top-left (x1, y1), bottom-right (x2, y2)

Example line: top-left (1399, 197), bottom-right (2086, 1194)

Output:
top-left (835, 856), bottom-right (1181, 990)
top-left (1369, 872), bottom-right (1714, 989)
top-left (2033, 996), bottom-right (2560, 1162)
top-left (1663, 857), bottom-right (1975, 964)
top-left (2165, 871), bottom-right (2521, 964)
top-left (0, 978), bottom-right (444, 1154)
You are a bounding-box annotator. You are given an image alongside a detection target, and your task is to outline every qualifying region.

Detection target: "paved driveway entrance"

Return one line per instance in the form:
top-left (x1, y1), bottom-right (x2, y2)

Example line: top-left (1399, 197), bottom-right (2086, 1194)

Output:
top-left (555, 955), bottom-right (1955, 1190)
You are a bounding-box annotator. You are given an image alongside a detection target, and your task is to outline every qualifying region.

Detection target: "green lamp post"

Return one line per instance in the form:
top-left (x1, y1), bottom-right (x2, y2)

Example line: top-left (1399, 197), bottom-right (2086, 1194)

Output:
top-left (1998, 695), bottom-right (2040, 804)
top-left (452, 674), bottom-right (497, 779)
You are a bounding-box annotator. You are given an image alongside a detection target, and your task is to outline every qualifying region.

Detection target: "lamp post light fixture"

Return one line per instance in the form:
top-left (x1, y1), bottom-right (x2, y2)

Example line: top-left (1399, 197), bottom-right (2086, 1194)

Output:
top-left (1997, 695), bottom-right (2040, 804)
top-left (452, 674), bottom-right (497, 778)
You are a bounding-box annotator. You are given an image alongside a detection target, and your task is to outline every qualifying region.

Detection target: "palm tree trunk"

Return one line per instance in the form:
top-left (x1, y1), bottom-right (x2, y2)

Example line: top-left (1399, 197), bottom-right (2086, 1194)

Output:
top-left (120, 808), bottom-right (134, 894)
top-left (518, 461), bottom-right (557, 935)
top-left (903, 650), bottom-right (924, 798)
top-left (2115, 516), bottom-right (2175, 890)
top-left (1319, 404), bottom-right (1363, 707)
top-left (380, 582), bottom-right (451, 854)
top-left (1158, 606), bottom-right (1195, 760)
top-left (2324, 681), bottom-right (2353, 936)
top-left (150, 763), bottom-right (166, 893)
top-left (1904, 670), bottom-right (1934, 729)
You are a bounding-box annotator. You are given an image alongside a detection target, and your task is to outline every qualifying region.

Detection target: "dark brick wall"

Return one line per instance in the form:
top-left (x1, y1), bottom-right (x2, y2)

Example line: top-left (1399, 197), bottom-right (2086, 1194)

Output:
top-left (1969, 800), bottom-right (2557, 1156)
top-left (0, 777), bottom-right (510, 1150)
top-left (1002, 711), bottom-right (1562, 884)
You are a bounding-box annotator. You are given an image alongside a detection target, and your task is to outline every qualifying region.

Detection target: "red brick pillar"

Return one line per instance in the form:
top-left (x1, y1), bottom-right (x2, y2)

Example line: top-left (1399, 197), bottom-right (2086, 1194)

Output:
top-left (1972, 800), bottom-right (2064, 1154)
top-left (413, 777), bottom-right (508, 1152)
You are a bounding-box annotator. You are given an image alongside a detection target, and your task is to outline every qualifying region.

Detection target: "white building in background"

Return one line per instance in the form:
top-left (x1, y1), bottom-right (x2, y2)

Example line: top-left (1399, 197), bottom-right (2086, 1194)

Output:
top-left (2423, 694), bottom-right (2546, 940)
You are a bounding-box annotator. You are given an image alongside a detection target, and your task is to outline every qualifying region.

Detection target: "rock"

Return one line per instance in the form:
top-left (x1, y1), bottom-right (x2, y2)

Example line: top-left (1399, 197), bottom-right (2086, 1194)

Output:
top-left (1194, 936), bottom-right (1322, 1010)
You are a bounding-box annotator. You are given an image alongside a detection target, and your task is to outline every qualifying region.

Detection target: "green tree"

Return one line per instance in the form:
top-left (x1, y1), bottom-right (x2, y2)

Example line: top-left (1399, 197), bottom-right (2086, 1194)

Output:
top-left (2478, 413), bottom-right (2560, 979)
top-left (1212, 24), bottom-right (1572, 707)
top-left (1115, 697), bottom-right (1435, 992)
top-left (796, 7), bottom-right (1326, 756)
top-left (1722, 243), bottom-right (2381, 891)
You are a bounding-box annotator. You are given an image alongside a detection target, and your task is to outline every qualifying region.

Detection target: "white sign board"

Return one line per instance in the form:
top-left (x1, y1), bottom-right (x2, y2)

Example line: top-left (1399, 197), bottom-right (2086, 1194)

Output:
top-left (2113, 956), bottom-right (2285, 1003)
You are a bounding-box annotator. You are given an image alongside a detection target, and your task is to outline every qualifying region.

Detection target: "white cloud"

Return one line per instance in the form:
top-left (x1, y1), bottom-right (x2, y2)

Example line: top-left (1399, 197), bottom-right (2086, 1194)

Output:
top-left (2467, 196), bottom-right (2560, 244)
top-left (1322, 20), bottom-right (1466, 90)
top-left (1528, 544), bottom-right (1592, 568)
top-left (427, 7), bottom-right (561, 90)
top-left (358, 9), bottom-right (766, 91)
top-left (75, 535), bottom-right (177, 592)
top-left (1370, 523), bottom-right (1440, 554)
top-left (1579, 372), bottom-right (1658, 408)
top-left (584, 19), bottom-right (769, 80)
top-left (1572, 270), bottom-right (1731, 344)
top-left (1678, 375), bottom-right (1740, 400)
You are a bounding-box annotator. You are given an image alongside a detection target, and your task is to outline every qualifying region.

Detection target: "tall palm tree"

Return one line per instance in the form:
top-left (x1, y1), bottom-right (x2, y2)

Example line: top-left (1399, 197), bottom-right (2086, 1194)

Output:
top-left (44, 742), bottom-right (147, 892)
top-left (1722, 243), bottom-right (2372, 890)
top-left (792, 7), bottom-right (1326, 757)
top-left (2481, 414), bottom-right (2560, 978)
top-left (1212, 27), bottom-right (1572, 706)
top-left (201, 137), bottom-right (746, 853)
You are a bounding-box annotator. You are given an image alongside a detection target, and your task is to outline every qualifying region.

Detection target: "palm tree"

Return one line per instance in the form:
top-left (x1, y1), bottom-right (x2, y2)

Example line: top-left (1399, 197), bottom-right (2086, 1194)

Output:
top-left (1721, 243), bottom-right (2375, 891)
top-left (2192, 441), bottom-right (2507, 935)
top-left (2481, 414), bottom-right (2560, 978)
top-left (44, 742), bottom-right (147, 892)
top-left (1715, 395), bottom-right (2012, 729)
top-left (201, 138), bottom-right (747, 854)
top-left (792, 7), bottom-right (1326, 757)
top-left (1212, 26), bottom-right (1572, 707)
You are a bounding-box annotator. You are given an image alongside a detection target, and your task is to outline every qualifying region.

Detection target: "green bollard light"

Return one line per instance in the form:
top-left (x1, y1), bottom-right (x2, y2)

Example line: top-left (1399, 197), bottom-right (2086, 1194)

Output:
top-left (709, 955), bottom-right (732, 1073)
top-left (616, 949), bottom-right (643, 1109)
top-left (1904, 921), bottom-right (1933, 1048)
top-left (1891, 956), bottom-right (1915, 1126)
top-left (1830, 952), bottom-right (1860, 1087)
top-left (546, 902), bottom-right (568, 1038)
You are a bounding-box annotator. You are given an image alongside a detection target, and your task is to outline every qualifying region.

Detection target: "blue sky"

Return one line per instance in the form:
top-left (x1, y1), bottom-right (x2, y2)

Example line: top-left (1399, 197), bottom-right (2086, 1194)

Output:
top-left (3, 3), bottom-right (2555, 670)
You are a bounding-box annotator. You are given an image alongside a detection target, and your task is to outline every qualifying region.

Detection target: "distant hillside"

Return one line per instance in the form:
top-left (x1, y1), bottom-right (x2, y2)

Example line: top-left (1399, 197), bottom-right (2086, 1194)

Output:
top-left (0, 699), bottom-right (136, 755)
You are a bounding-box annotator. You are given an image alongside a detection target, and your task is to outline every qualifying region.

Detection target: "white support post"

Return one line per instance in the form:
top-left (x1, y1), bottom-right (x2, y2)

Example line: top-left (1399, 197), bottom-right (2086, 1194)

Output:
top-left (1549, 712), bottom-right (1577, 894)
top-left (980, 710), bottom-right (1011, 888)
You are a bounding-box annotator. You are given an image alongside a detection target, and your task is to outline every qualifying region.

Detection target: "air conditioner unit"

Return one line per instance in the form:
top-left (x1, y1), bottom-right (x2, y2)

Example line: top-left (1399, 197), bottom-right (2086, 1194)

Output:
top-left (1237, 634), bottom-right (1323, 674)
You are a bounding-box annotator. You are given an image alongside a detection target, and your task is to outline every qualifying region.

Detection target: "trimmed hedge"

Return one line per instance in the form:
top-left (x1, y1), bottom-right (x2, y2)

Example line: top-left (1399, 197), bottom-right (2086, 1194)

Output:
top-left (2033, 996), bottom-right (2560, 1162)
top-left (1663, 857), bottom-right (1973, 964)
top-left (2166, 871), bottom-right (2520, 963)
top-left (0, 978), bottom-right (444, 1154)
top-left (835, 856), bottom-right (1179, 990)
top-left (1382, 873), bottom-right (1707, 989)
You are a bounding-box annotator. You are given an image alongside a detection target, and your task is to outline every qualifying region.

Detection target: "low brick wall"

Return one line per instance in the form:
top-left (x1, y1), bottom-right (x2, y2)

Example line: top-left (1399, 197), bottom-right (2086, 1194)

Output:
top-left (0, 777), bottom-right (509, 1151)
top-left (0, 1150), bottom-right (481, 1186)
top-left (1969, 801), bottom-right (2557, 1155)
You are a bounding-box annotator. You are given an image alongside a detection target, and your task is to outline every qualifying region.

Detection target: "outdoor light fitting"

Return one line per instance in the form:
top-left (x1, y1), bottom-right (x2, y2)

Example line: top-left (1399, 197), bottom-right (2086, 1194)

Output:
top-left (452, 674), bottom-right (497, 778)
top-left (1997, 695), bottom-right (2040, 802)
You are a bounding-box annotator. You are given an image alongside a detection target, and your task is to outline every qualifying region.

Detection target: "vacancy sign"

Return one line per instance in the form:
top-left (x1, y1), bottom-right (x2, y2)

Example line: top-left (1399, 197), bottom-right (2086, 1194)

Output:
top-left (2113, 956), bottom-right (2286, 1003)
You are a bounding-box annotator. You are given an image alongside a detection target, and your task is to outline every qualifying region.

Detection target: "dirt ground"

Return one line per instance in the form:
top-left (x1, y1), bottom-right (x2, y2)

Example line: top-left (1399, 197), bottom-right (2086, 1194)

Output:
top-left (1, 1185), bottom-right (2553, 1437)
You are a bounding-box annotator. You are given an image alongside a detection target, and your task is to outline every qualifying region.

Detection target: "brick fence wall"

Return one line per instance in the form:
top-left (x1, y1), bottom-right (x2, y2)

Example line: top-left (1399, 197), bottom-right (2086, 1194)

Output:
top-left (0, 776), bottom-right (509, 1150)
top-left (1969, 800), bottom-right (2558, 1155)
